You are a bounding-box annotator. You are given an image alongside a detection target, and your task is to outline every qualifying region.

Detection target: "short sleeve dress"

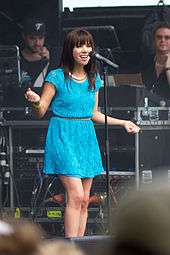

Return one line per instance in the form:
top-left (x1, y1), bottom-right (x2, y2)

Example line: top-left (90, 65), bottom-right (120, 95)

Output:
top-left (42, 68), bottom-right (104, 178)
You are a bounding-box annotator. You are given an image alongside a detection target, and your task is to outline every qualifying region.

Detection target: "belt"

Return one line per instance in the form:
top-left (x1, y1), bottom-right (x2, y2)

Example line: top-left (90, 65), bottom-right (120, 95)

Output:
top-left (52, 114), bottom-right (91, 121)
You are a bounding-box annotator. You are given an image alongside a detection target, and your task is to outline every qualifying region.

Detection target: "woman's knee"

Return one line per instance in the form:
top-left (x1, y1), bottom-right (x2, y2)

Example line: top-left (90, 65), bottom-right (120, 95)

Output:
top-left (81, 195), bottom-right (90, 210)
top-left (67, 193), bottom-right (84, 209)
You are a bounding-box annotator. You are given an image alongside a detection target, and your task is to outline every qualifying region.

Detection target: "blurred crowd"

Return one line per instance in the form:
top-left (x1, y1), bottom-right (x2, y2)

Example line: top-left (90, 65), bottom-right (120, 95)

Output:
top-left (1, 180), bottom-right (170, 255)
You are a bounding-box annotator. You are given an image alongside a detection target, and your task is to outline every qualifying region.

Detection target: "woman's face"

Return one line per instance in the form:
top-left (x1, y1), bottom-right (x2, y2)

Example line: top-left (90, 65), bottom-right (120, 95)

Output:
top-left (72, 42), bottom-right (92, 67)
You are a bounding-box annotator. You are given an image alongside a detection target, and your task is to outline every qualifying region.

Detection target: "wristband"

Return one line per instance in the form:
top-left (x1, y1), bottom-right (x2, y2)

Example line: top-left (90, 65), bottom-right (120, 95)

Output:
top-left (32, 101), bottom-right (40, 109)
top-left (165, 67), bottom-right (170, 71)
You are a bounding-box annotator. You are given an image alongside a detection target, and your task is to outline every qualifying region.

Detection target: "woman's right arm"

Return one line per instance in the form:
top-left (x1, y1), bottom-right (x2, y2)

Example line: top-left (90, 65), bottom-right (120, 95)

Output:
top-left (25, 82), bottom-right (56, 119)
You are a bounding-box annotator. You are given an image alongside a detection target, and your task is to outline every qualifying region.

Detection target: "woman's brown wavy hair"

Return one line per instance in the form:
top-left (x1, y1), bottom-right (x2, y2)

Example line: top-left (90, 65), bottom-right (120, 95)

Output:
top-left (59, 28), bottom-right (98, 90)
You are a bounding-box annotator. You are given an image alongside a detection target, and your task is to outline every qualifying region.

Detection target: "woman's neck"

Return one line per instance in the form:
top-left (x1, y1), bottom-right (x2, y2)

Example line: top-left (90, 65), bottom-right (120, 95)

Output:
top-left (72, 68), bottom-right (85, 76)
top-left (69, 66), bottom-right (87, 82)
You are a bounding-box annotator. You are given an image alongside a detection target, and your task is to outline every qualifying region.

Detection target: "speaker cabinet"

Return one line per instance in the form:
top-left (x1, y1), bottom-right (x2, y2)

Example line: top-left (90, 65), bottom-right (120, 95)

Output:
top-left (138, 127), bottom-right (170, 181)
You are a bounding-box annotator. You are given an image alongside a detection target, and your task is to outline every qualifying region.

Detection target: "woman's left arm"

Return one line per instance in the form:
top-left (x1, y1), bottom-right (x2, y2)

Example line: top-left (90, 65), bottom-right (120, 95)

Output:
top-left (92, 92), bottom-right (140, 134)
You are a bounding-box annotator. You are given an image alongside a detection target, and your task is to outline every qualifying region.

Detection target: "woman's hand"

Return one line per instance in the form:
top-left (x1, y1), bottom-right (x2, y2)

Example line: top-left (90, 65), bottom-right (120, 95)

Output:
top-left (124, 120), bottom-right (140, 134)
top-left (25, 88), bottom-right (40, 103)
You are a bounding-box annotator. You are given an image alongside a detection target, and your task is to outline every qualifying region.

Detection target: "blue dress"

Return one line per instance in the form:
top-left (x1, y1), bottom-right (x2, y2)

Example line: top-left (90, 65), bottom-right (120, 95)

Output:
top-left (43, 68), bottom-right (104, 178)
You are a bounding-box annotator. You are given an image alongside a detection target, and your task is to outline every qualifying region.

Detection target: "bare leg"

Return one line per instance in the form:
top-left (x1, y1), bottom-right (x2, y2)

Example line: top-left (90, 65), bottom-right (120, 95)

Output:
top-left (59, 175), bottom-right (84, 237)
top-left (77, 178), bottom-right (93, 237)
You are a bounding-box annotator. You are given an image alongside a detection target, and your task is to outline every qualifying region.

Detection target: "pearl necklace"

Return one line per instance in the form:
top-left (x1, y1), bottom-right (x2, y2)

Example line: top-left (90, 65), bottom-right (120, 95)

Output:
top-left (69, 72), bottom-right (87, 81)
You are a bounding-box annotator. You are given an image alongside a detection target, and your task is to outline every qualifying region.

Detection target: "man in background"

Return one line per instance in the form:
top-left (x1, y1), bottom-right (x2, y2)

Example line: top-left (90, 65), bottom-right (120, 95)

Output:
top-left (141, 22), bottom-right (170, 100)
top-left (20, 18), bottom-right (50, 88)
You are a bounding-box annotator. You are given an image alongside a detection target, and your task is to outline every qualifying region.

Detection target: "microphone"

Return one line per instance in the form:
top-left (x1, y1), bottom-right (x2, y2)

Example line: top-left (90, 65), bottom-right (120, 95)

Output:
top-left (89, 51), bottom-right (119, 69)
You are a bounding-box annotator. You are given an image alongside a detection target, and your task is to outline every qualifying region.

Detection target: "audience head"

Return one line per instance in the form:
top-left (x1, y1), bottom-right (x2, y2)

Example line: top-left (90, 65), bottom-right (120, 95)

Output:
top-left (110, 183), bottom-right (170, 255)
top-left (0, 220), bottom-right (14, 235)
top-left (0, 219), bottom-right (42, 255)
top-left (37, 240), bottom-right (86, 255)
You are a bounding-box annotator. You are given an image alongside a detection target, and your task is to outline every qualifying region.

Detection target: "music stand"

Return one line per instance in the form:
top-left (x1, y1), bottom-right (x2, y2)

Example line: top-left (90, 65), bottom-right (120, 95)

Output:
top-left (63, 25), bottom-right (120, 231)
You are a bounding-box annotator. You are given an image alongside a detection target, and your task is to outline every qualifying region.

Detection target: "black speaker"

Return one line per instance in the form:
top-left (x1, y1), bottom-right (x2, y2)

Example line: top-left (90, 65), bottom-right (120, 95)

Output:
top-left (99, 85), bottom-right (146, 107)
top-left (95, 126), bottom-right (135, 171)
top-left (139, 128), bottom-right (170, 180)
top-left (139, 128), bottom-right (170, 169)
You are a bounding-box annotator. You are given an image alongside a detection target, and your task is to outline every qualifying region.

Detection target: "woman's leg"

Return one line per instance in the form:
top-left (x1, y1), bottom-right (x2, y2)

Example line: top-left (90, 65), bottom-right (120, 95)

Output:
top-left (77, 178), bottom-right (93, 237)
top-left (59, 175), bottom-right (84, 237)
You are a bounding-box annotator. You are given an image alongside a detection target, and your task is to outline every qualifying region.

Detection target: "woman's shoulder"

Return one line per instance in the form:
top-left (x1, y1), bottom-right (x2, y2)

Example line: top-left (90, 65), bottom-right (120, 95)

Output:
top-left (45, 68), bottom-right (65, 88)
top-left (46, 68), bottom-right (64, 81)
top-left (48, 68), bottom-right (64, 77)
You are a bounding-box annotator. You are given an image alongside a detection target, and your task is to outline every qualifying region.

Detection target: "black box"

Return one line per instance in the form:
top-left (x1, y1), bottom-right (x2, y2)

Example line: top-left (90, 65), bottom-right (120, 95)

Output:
top-left (138, 127), bottom-right (170, 182)
top-left (99, 85), bottom-right (146, 107)
top-left (139, 128), bottom-right (170, 170)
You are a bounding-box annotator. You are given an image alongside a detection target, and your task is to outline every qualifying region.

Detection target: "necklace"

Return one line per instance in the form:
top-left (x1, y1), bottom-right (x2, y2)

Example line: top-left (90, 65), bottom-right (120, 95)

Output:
top-left (69, 72), bottom-right (87, 81)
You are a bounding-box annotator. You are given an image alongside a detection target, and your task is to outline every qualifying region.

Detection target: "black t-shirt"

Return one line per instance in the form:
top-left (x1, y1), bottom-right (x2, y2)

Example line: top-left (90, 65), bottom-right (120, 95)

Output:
top-left (3, 55), bottom-right (49, 107)
top-left (141, 55), bottom-right (170, 100)
top-left (20, 54), bottom-right (49, 88)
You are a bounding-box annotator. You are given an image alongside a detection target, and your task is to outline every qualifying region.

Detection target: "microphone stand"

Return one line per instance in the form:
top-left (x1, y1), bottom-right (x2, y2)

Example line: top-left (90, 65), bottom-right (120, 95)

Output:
top-left (102, 64), bottom-right (112, 233)
top-left (93, 51), bottom-right (119, 233)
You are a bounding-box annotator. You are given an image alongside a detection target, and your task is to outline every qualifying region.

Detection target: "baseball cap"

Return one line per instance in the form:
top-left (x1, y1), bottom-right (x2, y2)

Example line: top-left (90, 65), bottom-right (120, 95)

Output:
top-left (22, 18), bottom-right (46, 36)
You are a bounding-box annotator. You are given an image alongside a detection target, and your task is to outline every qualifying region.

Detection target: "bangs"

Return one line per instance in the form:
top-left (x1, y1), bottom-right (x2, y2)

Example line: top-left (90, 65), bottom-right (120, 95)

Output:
top-left (73, 30), bottom-right (94, 48)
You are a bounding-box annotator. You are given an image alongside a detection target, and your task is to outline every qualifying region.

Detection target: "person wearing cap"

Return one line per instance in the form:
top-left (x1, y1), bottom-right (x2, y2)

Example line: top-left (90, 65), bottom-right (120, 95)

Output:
top-left (20, 18), bottom-right (50, 88)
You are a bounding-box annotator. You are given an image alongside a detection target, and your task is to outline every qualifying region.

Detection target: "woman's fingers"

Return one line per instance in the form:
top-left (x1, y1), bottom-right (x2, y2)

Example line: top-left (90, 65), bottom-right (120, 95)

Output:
top-left (24, 89), bottom-right (40, 102)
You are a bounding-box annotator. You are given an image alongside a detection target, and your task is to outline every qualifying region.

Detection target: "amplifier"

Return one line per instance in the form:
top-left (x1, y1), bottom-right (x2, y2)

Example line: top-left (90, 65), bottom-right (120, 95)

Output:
top-left (0, 107), bottom-right (33, 120)
top-left (99, 106), bottom-right (136, 121)
top-left (138, 128), bottom-right (170, 183)
top-left (99, 85), bottom-right (146, 107)
top-left (0, 107), bottom-right (52, 121)
top-left (0, 45), bottom-right (21, 86)
top-left (136, 107), bottom-right (170, 125)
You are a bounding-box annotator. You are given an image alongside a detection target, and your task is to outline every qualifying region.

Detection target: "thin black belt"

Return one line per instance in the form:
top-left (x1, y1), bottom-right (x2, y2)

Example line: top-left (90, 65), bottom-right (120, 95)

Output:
top-left (51, 114), bottom-right (91, 121)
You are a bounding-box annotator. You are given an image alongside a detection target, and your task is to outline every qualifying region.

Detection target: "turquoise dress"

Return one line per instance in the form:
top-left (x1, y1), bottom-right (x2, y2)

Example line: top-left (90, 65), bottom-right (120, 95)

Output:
top-left (43, 68), bottom-right (104, 178)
